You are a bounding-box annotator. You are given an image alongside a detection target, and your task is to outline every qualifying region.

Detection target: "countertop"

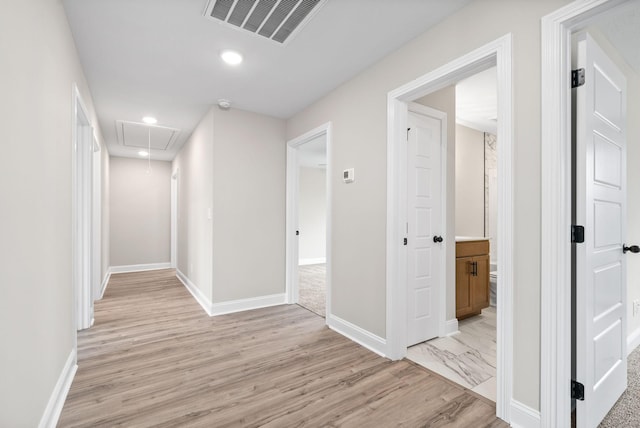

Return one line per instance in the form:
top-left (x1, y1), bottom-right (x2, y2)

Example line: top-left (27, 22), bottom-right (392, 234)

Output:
top-left (455, 236), bottom-right (489, 242)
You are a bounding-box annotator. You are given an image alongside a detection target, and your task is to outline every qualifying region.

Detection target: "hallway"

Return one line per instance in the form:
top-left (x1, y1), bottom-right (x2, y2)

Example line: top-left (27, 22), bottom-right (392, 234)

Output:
top-left (58, 269), bottom-right (505, 427)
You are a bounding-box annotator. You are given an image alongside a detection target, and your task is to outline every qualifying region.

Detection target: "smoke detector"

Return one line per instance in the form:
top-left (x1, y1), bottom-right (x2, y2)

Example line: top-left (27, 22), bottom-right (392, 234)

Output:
top-left (218, 99), bottom-right (232, 110)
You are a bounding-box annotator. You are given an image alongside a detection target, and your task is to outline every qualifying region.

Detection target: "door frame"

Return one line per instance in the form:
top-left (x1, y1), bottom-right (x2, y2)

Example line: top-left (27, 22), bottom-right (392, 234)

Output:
top-left (285, 122), bottom-right (332, 319)
top-left (540, 0), bottom-right (629, 425)
top-left (72, 83), bottom-right (95, 331)
top-left (386, 34), bottom-right (513, 421)
top-left (171, 168), bottom-right (179, 269)
top-left (406, 102), bottom-right (448, 345)
top-left (91, 134), bottom-right (102, 301)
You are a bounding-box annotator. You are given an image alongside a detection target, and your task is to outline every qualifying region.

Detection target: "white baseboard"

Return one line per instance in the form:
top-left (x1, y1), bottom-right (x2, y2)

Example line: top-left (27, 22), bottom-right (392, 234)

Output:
top-left (109, 262), bottom-right (172, 274)
top-left (327, 314), bottom-right (387, 358)
top-left (38, 350), bottom-right (77, 428)
top-left (299, 257), bottom-right (326, 266)
top-left (98, 268), bottom-right (111, 300)
top-left (175, 269), bottom-right (213, 316)
top-left (510, 399), bottom-right (541, 428)
top-left (445, 318), bottom-right (459, 336)
top-left (628, 326), bottom-right (640, 355)
top-left (211, 293), bottom-right (287, 316)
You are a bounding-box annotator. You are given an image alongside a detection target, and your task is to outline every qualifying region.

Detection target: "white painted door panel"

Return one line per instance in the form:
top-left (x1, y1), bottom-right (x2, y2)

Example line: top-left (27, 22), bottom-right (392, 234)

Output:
top-left (575, 32), bottom-right (627, 428)
top-left (407, 109), bottom-right (443, 346)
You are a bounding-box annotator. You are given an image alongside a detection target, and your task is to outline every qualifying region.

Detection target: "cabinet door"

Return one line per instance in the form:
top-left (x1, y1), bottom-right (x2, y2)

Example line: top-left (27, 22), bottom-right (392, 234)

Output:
top-left (472, 254), bottom-right (490, 311)
top-left (455, 257), bottom-right (474, 318)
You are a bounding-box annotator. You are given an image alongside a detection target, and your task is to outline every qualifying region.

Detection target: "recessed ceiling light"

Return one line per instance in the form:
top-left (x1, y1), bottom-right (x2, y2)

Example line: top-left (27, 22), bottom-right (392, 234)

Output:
top-left (138, 150), bottom-right (149, 157)
top-left (221, 50), bottom-right (243, 65)
top-left (142, 116), bottom-right (157, 124)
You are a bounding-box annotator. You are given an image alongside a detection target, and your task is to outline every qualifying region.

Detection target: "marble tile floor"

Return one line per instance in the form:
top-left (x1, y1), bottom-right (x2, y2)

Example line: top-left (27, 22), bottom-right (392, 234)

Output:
top-left (407, 307), bottom-right (497, 401)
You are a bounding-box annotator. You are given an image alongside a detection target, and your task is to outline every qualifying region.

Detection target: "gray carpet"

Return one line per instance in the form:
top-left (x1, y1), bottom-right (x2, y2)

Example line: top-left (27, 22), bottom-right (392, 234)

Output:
top-left (298, 264), bottom-right (326, 317)
top-left (599, 346), bottom-right (640, 427)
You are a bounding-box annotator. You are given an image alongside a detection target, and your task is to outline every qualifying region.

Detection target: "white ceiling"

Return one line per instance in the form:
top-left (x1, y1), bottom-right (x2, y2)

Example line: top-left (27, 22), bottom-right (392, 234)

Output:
top-left (455, 67), bottom-right (497, 134)
top-left (596, 0), bottom-right (640, 74)
top-left (63, 0), bottom-right (472, 161)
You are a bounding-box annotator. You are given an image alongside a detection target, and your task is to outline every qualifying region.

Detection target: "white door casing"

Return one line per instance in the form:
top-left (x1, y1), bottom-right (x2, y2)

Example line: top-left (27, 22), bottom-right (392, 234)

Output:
top-left (406, 106), bottom-right (445, 346)
top-left (285, 123), bottom-right (332, 319)
top-left (171, 169), bottom-right (178, 269)
top-left (92, 136), bottom-right (102, 301)
top-left (574, 32), bottom-right (627, 428)
top-left (72, 84), bottom-right (94, 331)
top-left (387, 34), bottom-right (512, 421)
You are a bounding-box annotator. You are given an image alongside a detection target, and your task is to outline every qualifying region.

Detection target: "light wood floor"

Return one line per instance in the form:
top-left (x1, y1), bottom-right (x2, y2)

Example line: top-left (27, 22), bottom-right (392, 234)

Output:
top-left (58, 269), bottom-right (507, 427)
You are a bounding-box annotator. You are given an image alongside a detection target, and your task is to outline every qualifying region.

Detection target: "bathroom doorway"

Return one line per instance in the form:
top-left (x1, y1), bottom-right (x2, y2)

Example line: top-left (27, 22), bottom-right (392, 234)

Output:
top-left (385, 34), bottom-right (514, 421)
top-left (405, 67), bottom-right (499, 402)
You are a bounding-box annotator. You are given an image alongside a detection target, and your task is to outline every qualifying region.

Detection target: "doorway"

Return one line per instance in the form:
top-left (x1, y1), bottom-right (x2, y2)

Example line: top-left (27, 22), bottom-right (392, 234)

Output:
top-left (286, 123), bottom-right (332, 319)
top-left (406, 67), bottom-right (500, 402)
top-left (386, 34), bottom-right (513, 421)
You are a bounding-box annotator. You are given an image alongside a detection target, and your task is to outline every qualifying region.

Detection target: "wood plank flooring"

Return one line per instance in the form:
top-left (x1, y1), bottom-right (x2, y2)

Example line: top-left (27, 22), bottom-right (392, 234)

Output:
top-left (58, 269), bottom-right (507, 427)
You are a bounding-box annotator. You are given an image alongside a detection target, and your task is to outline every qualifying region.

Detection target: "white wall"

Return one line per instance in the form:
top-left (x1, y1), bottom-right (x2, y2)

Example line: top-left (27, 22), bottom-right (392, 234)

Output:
top-left (455, 124), bottom-right (485, 237)
top-left (109, 157), bottom-right (171, 267)
top-left (0, 0), bottom-right (104, 425)
top-left (172, 107), bottom-right (214, 300)
top-left (299, 167), bottom-right (327, 264)
top-left (212, 108), bottom-right (286, 303)
top-left (415, 86), bottom-right (457, 321)
top-left (285, 0), bottom-right (573, 411)
top-left (172, 106), bottom-right (285, 306)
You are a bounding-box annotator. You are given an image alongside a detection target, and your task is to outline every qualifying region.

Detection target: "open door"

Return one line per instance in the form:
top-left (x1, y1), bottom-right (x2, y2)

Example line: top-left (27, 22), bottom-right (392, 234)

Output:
top-left (406, 106), bottom-right (445, 346)
top-left (574, 32), bottom-right (627, 428)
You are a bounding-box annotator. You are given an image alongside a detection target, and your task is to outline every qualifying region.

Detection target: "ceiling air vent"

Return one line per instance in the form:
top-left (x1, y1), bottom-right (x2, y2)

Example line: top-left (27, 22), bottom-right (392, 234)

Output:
top-left (204, 0), bottom-right (326, 44)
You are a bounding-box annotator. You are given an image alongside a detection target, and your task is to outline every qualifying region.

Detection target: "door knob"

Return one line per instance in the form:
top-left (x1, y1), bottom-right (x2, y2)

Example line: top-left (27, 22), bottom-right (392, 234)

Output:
top-left (433, 235), bottom-right (443, 243)
top-left (623, 244), bottom-right (640, 254)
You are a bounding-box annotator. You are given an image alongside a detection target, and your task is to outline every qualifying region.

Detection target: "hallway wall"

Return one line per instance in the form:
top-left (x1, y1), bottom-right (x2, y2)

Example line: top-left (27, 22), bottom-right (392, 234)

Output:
top-left (211, 108), bottom-right (286, 303)
top-left (172, 107), bottom-right (214, 301)
top-left (0, 0), bottom-right (105, 425)
top-left (173, 107), bottom-right (286, 307)
top-left (109, 157), bottom-right (171, 267)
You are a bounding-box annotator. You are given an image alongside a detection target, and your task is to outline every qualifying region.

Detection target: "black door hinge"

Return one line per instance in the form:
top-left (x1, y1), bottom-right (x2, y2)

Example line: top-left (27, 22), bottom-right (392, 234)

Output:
top-left (403, 238), bottom-right (408, 246)
top-left (407, 128), bottom-right (411, 140)
top-left (571, 225), bottom-right (585, 243)
top-left (572, 68), bottom-right (585, 88)
top-left (571, 380), bottom-right (585, 401)
top-left (296, 230), bottom-right (299, 236)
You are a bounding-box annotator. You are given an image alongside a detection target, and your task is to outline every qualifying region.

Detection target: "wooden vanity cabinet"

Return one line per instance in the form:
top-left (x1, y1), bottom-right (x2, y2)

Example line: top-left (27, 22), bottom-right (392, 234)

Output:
top-left (455, 240), bottom-right (490, 320)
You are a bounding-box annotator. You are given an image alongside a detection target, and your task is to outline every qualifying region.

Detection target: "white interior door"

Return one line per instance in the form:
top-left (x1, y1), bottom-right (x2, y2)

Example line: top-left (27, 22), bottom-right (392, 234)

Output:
top-left (406, 107), bottom-right (444, 346)
top-left (574, 32), bottom-right (627, 428)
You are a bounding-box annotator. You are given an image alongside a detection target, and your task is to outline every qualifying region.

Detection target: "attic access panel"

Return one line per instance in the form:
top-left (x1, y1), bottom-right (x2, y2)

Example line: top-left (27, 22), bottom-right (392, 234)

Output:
top-left (205, 0), bottom-right (326, 44)
top-left (115, 120), bottom-right (181, 151)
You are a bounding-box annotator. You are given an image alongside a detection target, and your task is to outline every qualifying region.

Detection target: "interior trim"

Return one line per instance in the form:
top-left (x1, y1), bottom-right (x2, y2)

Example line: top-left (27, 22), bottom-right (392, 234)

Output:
top-left (540, 1), bottom-right (627, 425)
top-left (386, 33), bottom-right (513, 422)
top-left (38, 350), bottom-right (77, 428)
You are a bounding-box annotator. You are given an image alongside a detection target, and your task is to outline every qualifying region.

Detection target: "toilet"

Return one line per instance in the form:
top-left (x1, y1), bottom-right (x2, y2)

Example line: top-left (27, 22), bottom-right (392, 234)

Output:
top-left (489, 263), bottom-right (497, 307)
